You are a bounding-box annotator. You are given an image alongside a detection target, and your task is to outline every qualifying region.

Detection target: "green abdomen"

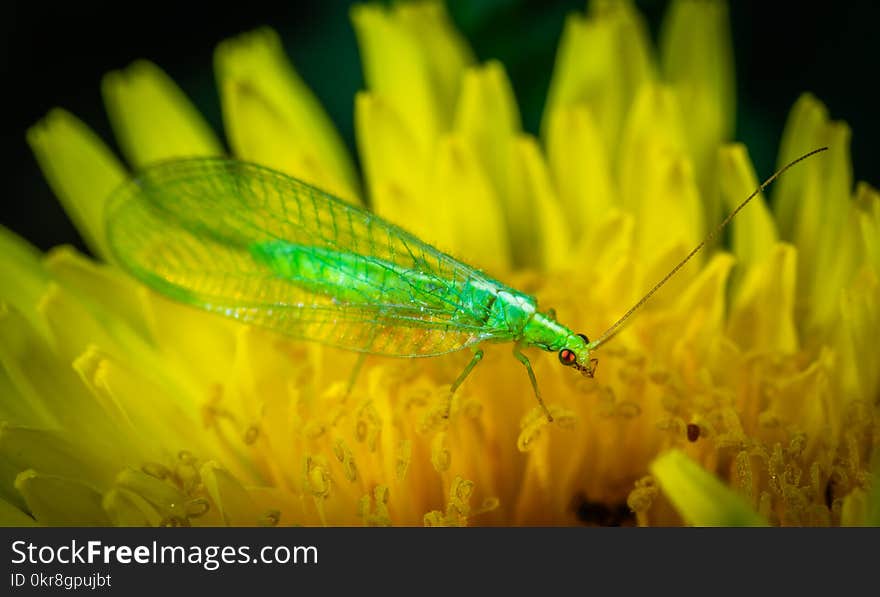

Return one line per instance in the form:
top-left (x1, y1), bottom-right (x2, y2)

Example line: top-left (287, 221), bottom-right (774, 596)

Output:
top-left (250, 242), bottom-right (509, 329)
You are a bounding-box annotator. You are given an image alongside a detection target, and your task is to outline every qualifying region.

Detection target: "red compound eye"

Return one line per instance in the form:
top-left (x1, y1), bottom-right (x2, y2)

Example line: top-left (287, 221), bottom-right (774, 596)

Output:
top-left (558, 349), bottom-right (577, 366)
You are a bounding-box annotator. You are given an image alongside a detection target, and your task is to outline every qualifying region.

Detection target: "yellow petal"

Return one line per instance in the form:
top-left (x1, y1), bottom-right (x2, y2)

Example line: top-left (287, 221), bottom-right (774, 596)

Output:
top-left (15, 469), bottom-right (111, 526)
top-left (0, 227), bottom-right (50, 332)
top-left (229, 329), bottom-right (315, 483)
top-left (26, 109), bottom-right (126, 258)
top-left (672, 253), bottom-right (735, 353)
top-left (0, 496), bottom-right (37, 526)
top-left (454, 60), bottom-right (520, 199)
top-left (215, 27), bottom-right (360, 204)
top-left (856, 182), bottom-right (880, 278)
top-left (542, 0), bottom-right (654, 159)
top-left (784, 115), bottom-right (854, 333)
top-left (0, 424), bottom-right (119, 489)
top-left (718, 144), bottom-right (778, 273)
top-left (546, 104), bottom-right (615, 244)
top-left (762, 349), bottom-right (839, 457)
top-left (773, 96), bottom-right (855, 335)
top-left (651, 450), bottom-right (766, 526)
top-left (507, 136), bottom-right (571, 270)
top-left (43, 251), bottom-right (189, 415)
top-left (0, 344), bottom-right (42, 430)
top-left (73, 346), bottom-right (206, 461)
top-left (728, 243), bottom-right (798, 353)
top-left (102, 487), bottom-right (162, 526)
top-left (355, 92), bottom-right (427, 227)
top-left (773, 94), bottom-right (834, 238)
top-left (834, 269), bottom-right (880, 403)
top-left (102, 60), bottom-right (223, 168)
top-left (639, 243), bottom-right (701, 314)
top-left (0, 302), bottom-right (107, 433)
top-left (201, 461), bottom-right (261, 526)
top-left (428, 135), bottom-right (510, 273)
top-left (0, 455), bottom-right (26, 510)
top-left (617, 86), bottom-right (703, 260)
top-left (351, 4), bottom-right (437, 150)
top-left (572, 208), bottom-right (634, 276)
top-left (143, 291), bottom-right (238, 388)
top-left (395, 0), bottom-right (474, 123)
top-left (38, 282), bottom-right (117, 366)
top-left (351, 1), bottom-right (472, 148)
top-left (809, 198), bottom-right (867, 334)
top-left (114, 468), bottom-right (187, 524)
top-left (660, 0), bottom-right (734, 190)
top-left (45, 246), bottom-right (151, 342)
top-left (618, 83), bottom-right (691, 214)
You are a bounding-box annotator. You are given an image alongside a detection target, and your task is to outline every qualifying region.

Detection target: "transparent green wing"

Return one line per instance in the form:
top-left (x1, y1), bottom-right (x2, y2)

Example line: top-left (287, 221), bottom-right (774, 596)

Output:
top-left (105, 158), bottom-right (531, 356)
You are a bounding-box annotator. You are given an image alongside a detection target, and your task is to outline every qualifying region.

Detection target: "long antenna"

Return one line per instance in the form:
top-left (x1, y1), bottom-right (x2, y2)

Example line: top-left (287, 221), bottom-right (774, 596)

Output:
top-left (589, 146), bottom-right (828, 350)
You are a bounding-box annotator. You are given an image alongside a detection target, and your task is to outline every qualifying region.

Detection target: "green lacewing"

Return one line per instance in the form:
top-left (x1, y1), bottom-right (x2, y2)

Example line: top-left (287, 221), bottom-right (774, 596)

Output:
top-left (105, 148), bottom-right (827, 420)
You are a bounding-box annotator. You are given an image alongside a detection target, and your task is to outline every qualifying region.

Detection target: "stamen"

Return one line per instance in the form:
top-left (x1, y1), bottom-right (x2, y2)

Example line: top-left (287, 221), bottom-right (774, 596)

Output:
top-left (516, 417), bottom-right (548, 452)
top-left (423, 477), bottom-right (478, 526)
top-left (141, 462), bottom-right (171, 480)
top-left (201, 383), bottom-right (236, 429)
top-left (460, 397), bottom-right (483, 419)
top-left (117, 468), bottom-right (186, 522)
top-left (768, 443), bottom-right (785, 496)
top-left (334, 439), bottom-right (358, 482)
top-left (474, 497), bottom-right (500, 515)
top-left (445, 477), bottom-right (474, 524)
top-left (396, 440), bottom-right (412, 481)
top-left (734, 451), bottom-right (754, 506)
top-left (259, 509), bottom-right (281, 527)
top-left (648, 368), bottom-right (670, 384)
top-left (423, 511), bottom-right (444, 526)
top-left (374, 485), bottom-right (390, 508)
top-left (615, 401), bottom-right (642, 419)
top-left (243, 425), bottom-right (260, 445)
top-left (431, 432), bottom-right (450, 472)
top-left (551, 407), bottom-right (578, 429)
top-left (178, 450), bottom-right (197, 465)
top-left (303, 456), bottom-right (331, 498)
top-left (598, 395), bottom-right (618, 418)
top-left (355, 401), bottom-right (382, 452)
top-left (627, 476), bottom-right (659, 514)
top-left (185, 498), bottom-right (210, 518)
top-left (175, 456), bottom-right (200, 495)
top-left (452, 477), bottom-right (474, 504)
top-left (359, 485), bottom-right (391, 526)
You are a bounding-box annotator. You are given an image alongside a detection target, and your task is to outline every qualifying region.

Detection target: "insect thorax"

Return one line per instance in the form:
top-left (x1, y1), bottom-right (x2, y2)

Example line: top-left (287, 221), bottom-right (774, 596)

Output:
top-left (519, 311), bottom-right (574, 352)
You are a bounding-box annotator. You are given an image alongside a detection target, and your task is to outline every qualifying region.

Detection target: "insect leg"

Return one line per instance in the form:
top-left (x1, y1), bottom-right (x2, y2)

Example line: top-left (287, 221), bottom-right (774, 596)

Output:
top-left (345, 351), bottom-right (368, 398)
top-left (446, 348), bottom-right (484, 418)
top-left (513, 345), bottom-right (553, 422)
top-left (346, 325), bottom-right (380, 397)
top-left (546, 308), bottom-right (557, 321)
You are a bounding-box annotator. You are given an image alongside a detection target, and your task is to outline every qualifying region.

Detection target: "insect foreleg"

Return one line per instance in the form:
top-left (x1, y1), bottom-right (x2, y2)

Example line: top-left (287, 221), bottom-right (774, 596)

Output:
top-left (345, 351), bottom-right (368, 398)
top-left (513, 345), bottom-right (553, 422)
top-left (345, 326), bottom-right (381, 398)
top-left (446, 348), bottom-right (484, 418)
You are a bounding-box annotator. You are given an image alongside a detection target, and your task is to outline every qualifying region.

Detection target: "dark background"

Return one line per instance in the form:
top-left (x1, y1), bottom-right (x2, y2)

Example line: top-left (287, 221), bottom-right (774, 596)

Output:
top-left (2, 0), bottom-right (876, 254)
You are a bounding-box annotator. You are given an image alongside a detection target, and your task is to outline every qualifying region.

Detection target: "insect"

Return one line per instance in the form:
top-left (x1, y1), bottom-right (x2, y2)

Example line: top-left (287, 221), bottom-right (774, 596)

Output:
top-left (105, 148), bottom-right (827, 421)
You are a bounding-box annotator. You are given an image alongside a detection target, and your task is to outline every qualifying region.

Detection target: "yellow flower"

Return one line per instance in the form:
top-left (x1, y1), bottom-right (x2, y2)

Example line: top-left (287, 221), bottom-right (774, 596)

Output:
top-left (3, 0), bottom-right (878, 527)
